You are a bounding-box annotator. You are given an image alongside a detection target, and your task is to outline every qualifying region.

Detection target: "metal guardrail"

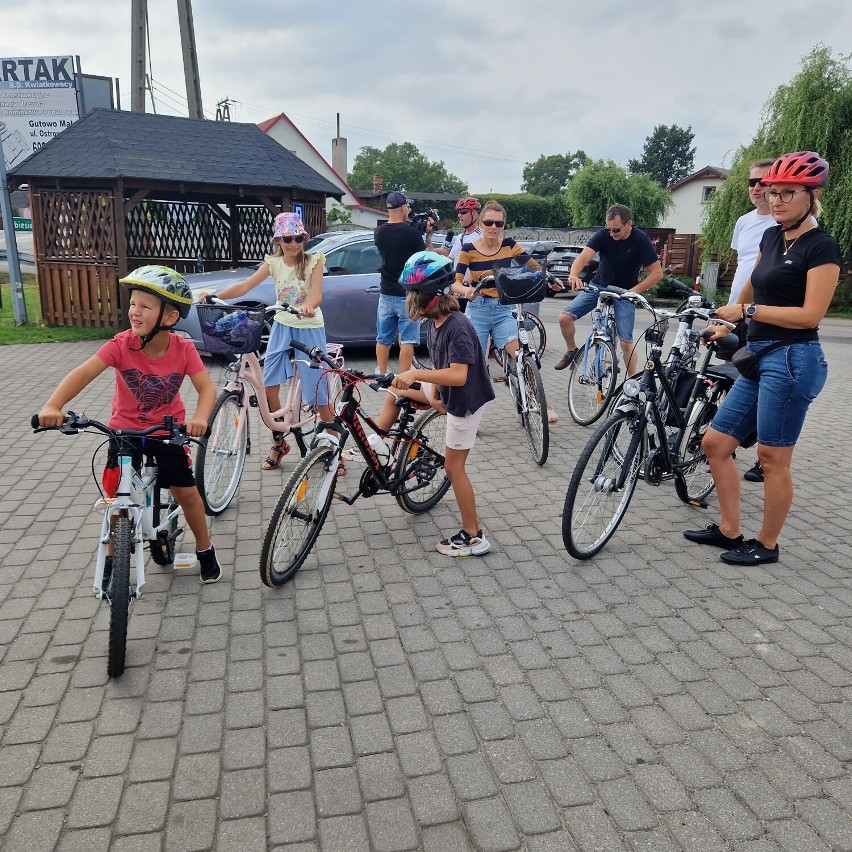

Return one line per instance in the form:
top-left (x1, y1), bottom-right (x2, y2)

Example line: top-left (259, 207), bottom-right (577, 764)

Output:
top-left (0, 250), bottom-right (35, 263)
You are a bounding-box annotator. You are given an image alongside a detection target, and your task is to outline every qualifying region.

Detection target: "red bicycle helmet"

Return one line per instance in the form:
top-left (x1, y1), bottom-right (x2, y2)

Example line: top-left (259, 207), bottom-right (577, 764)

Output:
top-left (455, 197), bottom-right (481, 211)
top-left (762, 151), bottom-right (829, 187)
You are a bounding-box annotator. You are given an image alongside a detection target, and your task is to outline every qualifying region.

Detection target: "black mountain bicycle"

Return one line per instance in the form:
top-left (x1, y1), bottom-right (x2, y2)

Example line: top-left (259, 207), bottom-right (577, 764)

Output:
top-left (260, 342), bottom-right (450, 587)
top-left (562, 305), bottom-right (740, 559)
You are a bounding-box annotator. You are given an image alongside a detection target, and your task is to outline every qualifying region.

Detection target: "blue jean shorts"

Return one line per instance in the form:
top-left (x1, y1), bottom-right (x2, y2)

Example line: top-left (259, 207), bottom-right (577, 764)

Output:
top-left (710, 339), bottom-right (828, 447)
top-left (562, 285), bottom-right (636, 344)
top-left (376, 294), bottom-right (421, 346)
top-left (466, 297), bottom-right (518, 354)
top-left (263, 323), bottom-right (333, 407)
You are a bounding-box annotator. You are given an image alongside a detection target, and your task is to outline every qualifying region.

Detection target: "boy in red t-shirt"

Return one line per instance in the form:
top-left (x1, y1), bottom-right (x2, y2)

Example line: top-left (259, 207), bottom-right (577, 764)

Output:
top-left (38, 266), bottom-right (222, 583)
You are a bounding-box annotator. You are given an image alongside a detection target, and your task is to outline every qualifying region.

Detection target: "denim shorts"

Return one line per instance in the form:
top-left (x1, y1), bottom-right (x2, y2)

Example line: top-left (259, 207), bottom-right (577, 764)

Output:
top-left (466, 297), bottom-right (518, 353)
top-left (710, 339), bottom-right (828, 447)
top-left (562, 285), bottom-right (636, 344)
top-left (263, 323), bottom-right (333, 407)
top-left (376, 294), bottom-right (421, 346)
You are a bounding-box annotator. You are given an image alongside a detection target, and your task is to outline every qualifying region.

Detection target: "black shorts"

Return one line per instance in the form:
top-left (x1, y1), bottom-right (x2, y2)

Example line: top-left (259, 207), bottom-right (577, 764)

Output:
top-left (107, 437), bottom-right (195, 489)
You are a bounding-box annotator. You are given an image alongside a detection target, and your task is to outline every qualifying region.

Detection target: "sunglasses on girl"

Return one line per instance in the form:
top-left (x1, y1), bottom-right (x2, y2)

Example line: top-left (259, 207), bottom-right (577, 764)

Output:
top-left (482, 219), bottom-right (505, 228)
top-left (280, 234), bottom-right (306, 244)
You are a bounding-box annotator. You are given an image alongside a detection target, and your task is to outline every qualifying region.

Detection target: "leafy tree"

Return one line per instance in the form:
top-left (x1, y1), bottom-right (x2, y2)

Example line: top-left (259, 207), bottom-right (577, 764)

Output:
top-left (629, 124), bottom-right (696, 187)
top-left (348, 142), bottom-right (467, 194)
top-left (520, 151), bottom-right (588, 196)
top-left (703, 45), bottom-right (852, 267)
top-left (565, 159), bottom-right (671, 227)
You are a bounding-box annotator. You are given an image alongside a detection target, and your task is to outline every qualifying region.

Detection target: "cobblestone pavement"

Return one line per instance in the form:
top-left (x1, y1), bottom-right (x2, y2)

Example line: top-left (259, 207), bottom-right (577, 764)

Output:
top-left (2, 302), bottom-right (852, 851)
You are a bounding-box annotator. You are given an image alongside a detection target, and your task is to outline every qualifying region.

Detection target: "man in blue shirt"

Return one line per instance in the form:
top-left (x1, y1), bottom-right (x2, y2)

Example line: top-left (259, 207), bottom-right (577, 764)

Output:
top-left (555, 203), bottom-right (663, 375)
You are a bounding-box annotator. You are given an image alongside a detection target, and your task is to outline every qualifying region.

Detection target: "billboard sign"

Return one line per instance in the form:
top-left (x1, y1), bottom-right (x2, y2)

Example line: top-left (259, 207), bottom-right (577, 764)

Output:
top-left (1, 55), bottom-right (82, 171)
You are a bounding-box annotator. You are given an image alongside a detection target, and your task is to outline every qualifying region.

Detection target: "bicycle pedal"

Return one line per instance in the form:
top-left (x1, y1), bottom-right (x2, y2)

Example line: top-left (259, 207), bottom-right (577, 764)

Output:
top-left (249, 395), bottom-right (259, 407)
top-left (494, 376), bottom-right (507, 384)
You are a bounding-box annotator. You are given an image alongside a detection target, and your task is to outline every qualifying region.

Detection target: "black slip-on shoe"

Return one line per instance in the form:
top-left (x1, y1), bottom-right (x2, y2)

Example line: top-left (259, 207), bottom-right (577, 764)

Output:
top-left (744, 462), bottom-right (764, 483)
top-left (683, 523), bottom-right (744, 549)
top-left (720, 538), bottom-right (779, 566)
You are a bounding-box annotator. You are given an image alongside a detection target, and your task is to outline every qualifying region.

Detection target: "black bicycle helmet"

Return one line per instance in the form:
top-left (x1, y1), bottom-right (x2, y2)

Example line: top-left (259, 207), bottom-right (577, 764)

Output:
top-left (399, 251), bottom-right (454, 297)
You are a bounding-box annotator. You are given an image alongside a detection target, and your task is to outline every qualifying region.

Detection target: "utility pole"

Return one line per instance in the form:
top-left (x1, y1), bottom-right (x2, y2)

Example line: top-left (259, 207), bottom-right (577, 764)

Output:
top-left (215, 98), bottom-right (233, 122)
top-left (130, 0), bottom-right (147, 112)
top-left (0, 154), bottom-right (27, 324)
top-left (176, 0), bottom-right (204, 119)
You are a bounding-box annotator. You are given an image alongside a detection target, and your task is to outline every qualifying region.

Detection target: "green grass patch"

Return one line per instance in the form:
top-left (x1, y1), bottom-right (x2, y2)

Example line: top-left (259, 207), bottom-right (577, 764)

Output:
top-left (0, 272), bottom-right (117, 345)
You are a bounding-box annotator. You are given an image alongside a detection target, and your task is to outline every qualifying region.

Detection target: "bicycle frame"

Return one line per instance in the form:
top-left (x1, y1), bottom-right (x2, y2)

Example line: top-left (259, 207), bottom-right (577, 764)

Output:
top-left (94, 444), bottom-right (181, 599)
top-left (580, 292), bottom-right (618, 377)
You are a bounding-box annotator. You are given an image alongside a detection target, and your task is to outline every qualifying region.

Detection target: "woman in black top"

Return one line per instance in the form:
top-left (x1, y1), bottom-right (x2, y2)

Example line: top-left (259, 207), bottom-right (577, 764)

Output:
top-left (684, 152), bottom-right (841, 566)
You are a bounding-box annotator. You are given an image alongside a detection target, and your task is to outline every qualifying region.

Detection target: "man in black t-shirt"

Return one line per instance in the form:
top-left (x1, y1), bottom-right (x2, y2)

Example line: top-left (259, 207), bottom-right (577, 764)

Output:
top-left (373, 191), bottom-right (432, 372)
top-left (556, 203), bottom-right (663, 375)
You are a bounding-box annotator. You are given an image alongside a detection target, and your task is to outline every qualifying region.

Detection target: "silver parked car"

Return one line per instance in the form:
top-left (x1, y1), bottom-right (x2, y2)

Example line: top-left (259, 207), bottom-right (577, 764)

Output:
top-left (175, 230), bottom-right (428, 356)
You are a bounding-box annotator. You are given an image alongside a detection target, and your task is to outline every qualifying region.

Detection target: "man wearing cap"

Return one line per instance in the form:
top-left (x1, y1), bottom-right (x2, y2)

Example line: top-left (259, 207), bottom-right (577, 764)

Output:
top-left (374, 191), bottom-right (431, 373)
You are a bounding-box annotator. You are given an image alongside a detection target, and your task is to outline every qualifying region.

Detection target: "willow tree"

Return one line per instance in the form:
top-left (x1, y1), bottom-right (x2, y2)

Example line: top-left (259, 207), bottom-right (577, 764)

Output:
top-left (703, 46), bottom-right (852, 260)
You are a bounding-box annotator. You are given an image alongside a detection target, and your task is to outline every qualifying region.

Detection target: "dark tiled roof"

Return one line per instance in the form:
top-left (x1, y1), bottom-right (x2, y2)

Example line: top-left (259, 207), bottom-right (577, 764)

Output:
top-left (9, 109), bottom-right (341, 196)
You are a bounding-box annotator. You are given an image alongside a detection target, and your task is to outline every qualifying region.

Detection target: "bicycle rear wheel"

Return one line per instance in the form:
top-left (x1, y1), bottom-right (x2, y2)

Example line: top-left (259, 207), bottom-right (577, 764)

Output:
top-left (567, 339), bottom-right (619, 426)
top-left (148, 485), bottom-right (179, 565)
top-left (562, 410), bottom-right (643, 559)
top-left (674, 396), bottom-right (720, 505)
top-left (260, 445), bottom-right (337, 586)
top-left (521, 357), bottom-right (549, 466)
top-left (394, 408), bottom-right (451, 514)
top-left (197, 391), bottom-right (247, 516)
top-left (108, 516), bottom-right (133, 678)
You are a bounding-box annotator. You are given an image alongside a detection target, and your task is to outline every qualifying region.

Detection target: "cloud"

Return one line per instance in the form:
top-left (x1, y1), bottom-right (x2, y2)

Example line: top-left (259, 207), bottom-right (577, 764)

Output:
top-left (2, 0), bottom-right (850, 192)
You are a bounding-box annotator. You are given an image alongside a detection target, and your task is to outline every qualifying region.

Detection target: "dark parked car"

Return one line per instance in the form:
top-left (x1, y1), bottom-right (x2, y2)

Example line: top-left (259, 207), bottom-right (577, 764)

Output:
top-left (543, 244), bottom-right (599, 295)
top-left (175, 230), bottom-right (428, 356)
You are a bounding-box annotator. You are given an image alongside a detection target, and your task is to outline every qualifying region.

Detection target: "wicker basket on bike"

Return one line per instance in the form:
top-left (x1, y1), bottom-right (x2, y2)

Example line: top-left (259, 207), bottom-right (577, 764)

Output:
top-left (197, 300), bottom-right (266, 355)
top-left (494, 267), bottom-right (547, 305)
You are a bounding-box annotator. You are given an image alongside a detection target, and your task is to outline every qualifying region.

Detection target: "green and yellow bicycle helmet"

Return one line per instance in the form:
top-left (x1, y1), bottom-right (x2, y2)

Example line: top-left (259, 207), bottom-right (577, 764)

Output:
top-left (119, 265), bottom-right (194, 349)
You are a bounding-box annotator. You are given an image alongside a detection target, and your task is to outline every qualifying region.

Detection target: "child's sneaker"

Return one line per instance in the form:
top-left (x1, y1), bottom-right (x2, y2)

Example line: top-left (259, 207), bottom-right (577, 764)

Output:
top-left (436, 529), bottom-right (491, 557)
top-left (101, 555), bottom-right (113, 592)
top-left (197, 546), bottom-right (222, 584)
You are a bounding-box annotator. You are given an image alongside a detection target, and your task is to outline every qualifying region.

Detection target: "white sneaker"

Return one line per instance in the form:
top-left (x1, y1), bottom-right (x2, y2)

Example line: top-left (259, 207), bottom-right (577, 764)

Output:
top-left (436, 529), bottom-right (491, 557)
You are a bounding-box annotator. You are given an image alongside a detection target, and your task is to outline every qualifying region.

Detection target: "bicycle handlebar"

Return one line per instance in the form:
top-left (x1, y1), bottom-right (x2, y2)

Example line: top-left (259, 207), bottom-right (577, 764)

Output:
top-left (288, 340), bottom-right (421, 393)
top-left (202, 294), bottom-right (301, 317)
top-left (31, 411), bottom-right (191, 441)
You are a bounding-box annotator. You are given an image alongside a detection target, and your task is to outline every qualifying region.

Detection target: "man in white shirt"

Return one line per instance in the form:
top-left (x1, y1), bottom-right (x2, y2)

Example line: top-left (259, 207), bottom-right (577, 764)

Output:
top-left (728, 159), bottom-right (777, 306)
top-left (728, 158), bottom-right (776, 483)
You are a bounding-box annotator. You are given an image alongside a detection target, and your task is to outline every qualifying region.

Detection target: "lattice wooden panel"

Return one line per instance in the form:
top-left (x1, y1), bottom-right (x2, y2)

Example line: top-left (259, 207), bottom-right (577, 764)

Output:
top-left (237, 205), bottom-right (275, 263)
top-left (40, 190), bottom-right (116, 261)
top-left (125, 200), bottom-right (231, 263)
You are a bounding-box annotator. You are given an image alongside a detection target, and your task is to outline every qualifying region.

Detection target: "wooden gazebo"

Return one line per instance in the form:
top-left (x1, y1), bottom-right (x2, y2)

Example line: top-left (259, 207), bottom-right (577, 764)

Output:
top-left (7, 109), bottom-right (342, 328)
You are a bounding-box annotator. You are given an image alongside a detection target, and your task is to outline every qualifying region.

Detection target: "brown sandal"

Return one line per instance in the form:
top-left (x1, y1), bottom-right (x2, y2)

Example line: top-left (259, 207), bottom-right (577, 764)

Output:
top-left (262, 440), bottom-right (291, 470)
top-left (336, 458), bottom-right (346, 477)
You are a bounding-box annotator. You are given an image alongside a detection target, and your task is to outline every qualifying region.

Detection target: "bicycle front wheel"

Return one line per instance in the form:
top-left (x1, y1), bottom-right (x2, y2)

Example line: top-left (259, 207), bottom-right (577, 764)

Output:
top-left (567, 339), bottom-right (619, 426)
top-left (521, 357), bottom-right (549, 466)
top-left (108, 516), bottom-right (133, 678)
top-left (673, 397), bottom-right (719, 505)
top-left (522, 310), bottom-right (546, 360)
top-left (394, 408), bottom-right (451, 514)
top-left (197, 391), bottom-right (247, 516)
top-left (260, 445), bottom-right (338, 587)
top-left (562, 410), bottom-right (643, 559)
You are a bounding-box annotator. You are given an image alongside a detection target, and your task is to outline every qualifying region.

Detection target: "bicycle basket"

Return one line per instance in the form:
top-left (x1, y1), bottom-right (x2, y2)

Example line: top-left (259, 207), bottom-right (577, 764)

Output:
top-left (197, 303), bottom-right (265, 355)
top-left (494, 268), bottom-right (547, 305)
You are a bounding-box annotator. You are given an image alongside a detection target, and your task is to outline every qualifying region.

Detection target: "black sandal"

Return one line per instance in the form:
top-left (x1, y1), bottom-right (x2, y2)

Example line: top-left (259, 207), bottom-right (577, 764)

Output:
top-left (262, 440), bottom-right (291, 470)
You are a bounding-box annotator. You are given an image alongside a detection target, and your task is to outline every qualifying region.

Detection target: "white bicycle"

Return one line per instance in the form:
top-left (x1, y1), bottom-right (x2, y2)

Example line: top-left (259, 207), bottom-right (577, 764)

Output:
top-left (32, 412), bottom-right (196, 678)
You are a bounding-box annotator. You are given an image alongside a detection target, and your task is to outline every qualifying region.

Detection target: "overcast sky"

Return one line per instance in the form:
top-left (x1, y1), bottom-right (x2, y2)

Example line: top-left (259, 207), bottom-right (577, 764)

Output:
top-left (2, 0), bottom-right (850, 193)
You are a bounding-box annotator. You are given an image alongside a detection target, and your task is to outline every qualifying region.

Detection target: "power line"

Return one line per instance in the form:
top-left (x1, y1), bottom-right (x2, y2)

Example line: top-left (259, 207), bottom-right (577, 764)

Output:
top-left (230, 99), bottom-right (525, 165)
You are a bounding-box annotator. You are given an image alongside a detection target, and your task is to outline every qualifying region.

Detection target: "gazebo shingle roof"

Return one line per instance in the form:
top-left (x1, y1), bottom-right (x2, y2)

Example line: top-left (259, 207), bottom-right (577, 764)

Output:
top-left (9, 108), bottom-right (341, 196)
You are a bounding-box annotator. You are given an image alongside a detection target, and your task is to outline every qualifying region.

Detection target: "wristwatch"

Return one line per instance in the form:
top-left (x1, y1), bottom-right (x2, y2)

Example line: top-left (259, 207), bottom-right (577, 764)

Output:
top-left (745, 303), bottom-right (758, 318)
